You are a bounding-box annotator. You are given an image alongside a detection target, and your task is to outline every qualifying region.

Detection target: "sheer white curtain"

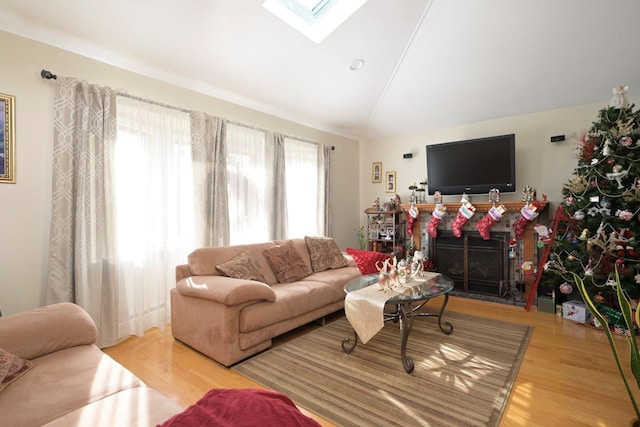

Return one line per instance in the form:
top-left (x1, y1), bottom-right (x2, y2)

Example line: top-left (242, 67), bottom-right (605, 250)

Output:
top-left (226, 123), bottom-right (272, 244)
top-left (113, 96), bottom-right (194, 340)
top-left (284, 137), bottom-right (323, 237)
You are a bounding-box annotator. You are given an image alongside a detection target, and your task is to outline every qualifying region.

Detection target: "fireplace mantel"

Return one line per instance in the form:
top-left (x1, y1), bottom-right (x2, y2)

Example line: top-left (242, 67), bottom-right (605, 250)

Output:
top-left (400, 201), bottom-right (549, 299)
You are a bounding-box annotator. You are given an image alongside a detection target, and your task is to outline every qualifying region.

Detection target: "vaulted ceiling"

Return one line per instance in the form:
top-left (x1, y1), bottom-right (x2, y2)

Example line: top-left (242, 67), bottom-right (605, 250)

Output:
top-left (1, 0), bottom-right (639, 140)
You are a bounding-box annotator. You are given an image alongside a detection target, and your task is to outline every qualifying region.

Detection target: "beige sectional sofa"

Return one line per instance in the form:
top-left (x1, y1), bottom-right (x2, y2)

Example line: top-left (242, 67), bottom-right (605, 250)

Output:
top-left (171, 237), bottom-right (362, 367)
top-left (0, 302), bottom-right (183, 427)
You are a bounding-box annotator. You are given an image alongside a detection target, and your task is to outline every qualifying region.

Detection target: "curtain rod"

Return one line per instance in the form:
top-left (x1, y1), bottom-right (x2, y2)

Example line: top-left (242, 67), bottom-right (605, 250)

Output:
top-left (40, 69), bottom-right (333, 150)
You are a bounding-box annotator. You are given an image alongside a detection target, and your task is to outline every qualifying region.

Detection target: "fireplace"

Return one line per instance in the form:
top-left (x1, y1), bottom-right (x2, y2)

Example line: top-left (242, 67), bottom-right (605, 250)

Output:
top-left (430, 231), bottom-right (510, 295)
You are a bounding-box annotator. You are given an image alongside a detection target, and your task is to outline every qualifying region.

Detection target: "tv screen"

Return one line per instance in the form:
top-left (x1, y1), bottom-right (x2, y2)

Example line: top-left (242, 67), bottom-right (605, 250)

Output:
top-left (426, 134), bottom-right (516, 195)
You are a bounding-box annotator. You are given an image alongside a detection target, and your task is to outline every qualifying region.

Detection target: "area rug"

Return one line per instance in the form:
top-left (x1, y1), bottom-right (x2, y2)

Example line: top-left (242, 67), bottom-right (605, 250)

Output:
top-left (233, 311), bottom-right (532, 427)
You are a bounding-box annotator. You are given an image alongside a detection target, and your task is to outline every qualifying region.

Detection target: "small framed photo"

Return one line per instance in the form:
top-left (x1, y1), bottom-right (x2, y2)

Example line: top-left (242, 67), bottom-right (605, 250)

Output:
top-left (0, 93), bottom-right (16, 183)
top-left (385, 216), bottom-right (394, 224)
top-left (386, 226), bottom-right (395, 236)
top-left (369, 229), bottom-right (378, 239)
top-left (372, 162), bottom-right (382, 183)
top-left (385, 171), bottom-right (396, 193)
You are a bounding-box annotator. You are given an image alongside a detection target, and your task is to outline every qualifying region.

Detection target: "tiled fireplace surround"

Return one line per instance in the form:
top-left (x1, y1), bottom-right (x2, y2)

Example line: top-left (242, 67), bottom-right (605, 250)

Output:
top-left (401, 201), bottom-right (548, 301)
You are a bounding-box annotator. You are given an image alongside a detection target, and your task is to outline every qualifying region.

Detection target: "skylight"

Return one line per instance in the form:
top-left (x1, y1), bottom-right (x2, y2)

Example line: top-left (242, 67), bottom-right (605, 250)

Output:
top-left (263, 0), bottom-right (369, 43)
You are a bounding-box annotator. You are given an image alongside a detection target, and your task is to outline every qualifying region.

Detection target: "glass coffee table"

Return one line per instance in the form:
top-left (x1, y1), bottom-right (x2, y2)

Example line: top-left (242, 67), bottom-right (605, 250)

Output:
top-left (342, 273), bottom-right (454, 373)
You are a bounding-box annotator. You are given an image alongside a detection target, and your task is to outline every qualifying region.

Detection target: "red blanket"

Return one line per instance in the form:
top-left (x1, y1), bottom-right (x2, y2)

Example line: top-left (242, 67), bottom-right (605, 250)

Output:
top-left (158, 388), bottom-right (322, 427)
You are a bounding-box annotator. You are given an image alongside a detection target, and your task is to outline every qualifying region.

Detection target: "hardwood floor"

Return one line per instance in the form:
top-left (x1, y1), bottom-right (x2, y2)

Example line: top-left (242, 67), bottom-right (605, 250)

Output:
top-left (103, 296), bottom-right (640, 426)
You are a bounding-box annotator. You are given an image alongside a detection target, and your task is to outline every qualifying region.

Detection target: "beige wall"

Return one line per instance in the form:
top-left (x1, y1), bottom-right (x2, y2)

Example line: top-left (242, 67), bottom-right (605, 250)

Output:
top-left (0, 30), bottom-right (359, 315)
top-left (360, 96), bottom-right (640, 221)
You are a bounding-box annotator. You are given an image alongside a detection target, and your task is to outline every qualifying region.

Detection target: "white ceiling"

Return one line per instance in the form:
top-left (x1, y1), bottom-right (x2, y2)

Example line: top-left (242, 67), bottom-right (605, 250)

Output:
top-left (1, 0), bottom-right (639, 141)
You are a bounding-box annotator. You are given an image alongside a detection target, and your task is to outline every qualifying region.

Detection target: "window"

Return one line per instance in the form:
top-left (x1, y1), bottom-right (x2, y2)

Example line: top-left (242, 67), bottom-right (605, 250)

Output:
top-left (226, 123), bottom-right (270, 244)
top-left (263, 0), bottom-right (369, 43)
top-left (284, 137), bottom-right (321, 237)
top-left (114, 96), bottom-right (194, 335)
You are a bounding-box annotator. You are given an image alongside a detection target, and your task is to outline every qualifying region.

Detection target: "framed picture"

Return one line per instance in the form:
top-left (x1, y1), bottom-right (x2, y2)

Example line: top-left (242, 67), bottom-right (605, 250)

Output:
top-left (385, 171), bottom-right (396, 193)
top-left (369, 228), bottom-right (378, 239)
top-left (0, 93), bottom-right (16, 183)
top-left (372, 162), bottom-right (382, 183)
top-left (386, 226), bottom-right (395, 236)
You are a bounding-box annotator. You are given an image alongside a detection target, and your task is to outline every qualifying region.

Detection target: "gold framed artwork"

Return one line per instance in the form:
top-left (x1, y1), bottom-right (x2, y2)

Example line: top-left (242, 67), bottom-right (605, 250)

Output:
top-left (0, 93), bottom-right (15, 183)
top-left (385, 171), bottom-right (396, 193)
top-left (372, 162), bottom-right (382, 183)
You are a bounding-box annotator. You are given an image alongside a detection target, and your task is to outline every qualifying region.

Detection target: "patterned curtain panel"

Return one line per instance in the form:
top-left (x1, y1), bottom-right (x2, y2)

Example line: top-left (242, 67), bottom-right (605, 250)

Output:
top-left (190, 112), bottom-right (229, 247)
top-left (46, 77), bottom-right (120, 347)
top-left (272, 133), bottom-right (287, 240)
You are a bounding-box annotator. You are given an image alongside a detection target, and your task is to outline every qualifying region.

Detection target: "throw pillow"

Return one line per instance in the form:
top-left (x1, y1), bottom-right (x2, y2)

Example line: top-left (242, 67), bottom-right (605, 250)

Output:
top-left (0, 347), bottom-right (34, 393)
top-left (263, 241), bottom-right (313, 283)
top-left (345, 248), bottom-right (393, 275)
top-left (216, 250), bottom-right (267, 283)
top-left (304, 236), bottom-right (348, 272)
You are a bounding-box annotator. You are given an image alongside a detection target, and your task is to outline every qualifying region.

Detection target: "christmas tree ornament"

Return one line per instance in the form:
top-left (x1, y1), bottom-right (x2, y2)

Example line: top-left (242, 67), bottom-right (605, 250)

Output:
top-left (609, 85), bottom-right (629, 109)
top-left (559, 282), bottom-right (573, 294)
top-left (620, 136), bottom-right (633, 146)
top-left (571, 209), bottom-right (583, 219)
top-left (606, 165), bottom-right (628, 188)
top-left (593, 292), bottom-right (607, 304)
top-left (588, 206), bottom-right (603, 217)
top-left (617, 209), bottom-right (633, 220)
top-left (451, 202), bottom-right (476, 238)
top-left (475, 205), bottom-right (506, 240)
top-left (427, 204), bottom-right (446, 238)
top-left (512, 202), bottom-right (541, 240)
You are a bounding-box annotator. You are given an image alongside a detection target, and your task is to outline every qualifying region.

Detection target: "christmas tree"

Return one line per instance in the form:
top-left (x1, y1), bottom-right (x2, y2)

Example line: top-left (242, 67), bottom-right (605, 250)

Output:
top-left (545, 86), bottom-right (640, 305)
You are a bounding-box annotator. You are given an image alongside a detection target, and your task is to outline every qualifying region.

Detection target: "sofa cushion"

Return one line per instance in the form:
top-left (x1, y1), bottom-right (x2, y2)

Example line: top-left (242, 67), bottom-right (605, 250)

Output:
top-left (240, 280), bottom-right (337, 332)
top-left (217, 250), bottom-right (267, 283)
top-left (0, 348), bottom-right (34, 393)
top-left (345, 248), bottom-right (393, 275)
top-left (177, 276), bottom-right (276, 305)
top-left (0, 302), bottom-right (97, 360)
top-left (43, 387), bottom-right (183, 427)
top-left (0, 345), bottom-right (144, 427)
top-left (263, 240), bottom-right (313, 283)
top-left (188, 242), bottom-right (279, 285)
top-left (304, 236), bottom-right (348, 272)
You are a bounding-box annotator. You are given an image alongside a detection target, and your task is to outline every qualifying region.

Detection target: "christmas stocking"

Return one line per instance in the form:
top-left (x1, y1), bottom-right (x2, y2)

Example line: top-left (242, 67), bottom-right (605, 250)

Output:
top-left (427, 204), bottom-right (446, 238)
top-left (513, 202), bottom-right (540, 240)
top-left (475, 205), bottom-right (506, 240)
top-left (451, 203), bottom-right (476, 238)
top-left (406, 205), bottom-right (419, 237)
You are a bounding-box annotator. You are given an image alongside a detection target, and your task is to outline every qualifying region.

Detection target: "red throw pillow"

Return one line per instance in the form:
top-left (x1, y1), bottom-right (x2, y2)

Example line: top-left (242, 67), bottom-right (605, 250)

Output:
top-left (345, 248), bottom-right (393, 275)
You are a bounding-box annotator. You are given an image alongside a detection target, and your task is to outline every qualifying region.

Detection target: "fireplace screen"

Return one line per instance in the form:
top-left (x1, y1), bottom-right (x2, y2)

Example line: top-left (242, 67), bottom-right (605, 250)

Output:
top-left (430, 231), bottom-right (509, 295)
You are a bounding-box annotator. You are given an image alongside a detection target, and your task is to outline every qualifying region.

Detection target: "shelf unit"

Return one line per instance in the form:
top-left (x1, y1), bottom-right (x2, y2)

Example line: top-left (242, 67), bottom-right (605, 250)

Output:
top-left (364, 209), bottom-right (405, 255)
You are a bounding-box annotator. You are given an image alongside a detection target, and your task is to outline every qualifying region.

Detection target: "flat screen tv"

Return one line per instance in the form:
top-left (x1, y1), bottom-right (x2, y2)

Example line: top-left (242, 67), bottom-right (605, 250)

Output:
top-left (426, 134), bottom-right (516, 195)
